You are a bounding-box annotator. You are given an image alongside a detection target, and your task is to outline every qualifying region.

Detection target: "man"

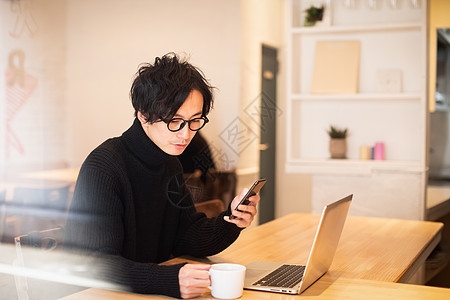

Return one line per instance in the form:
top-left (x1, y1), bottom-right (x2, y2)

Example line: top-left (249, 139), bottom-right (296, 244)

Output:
top-left (64, 53), bottom-right (259, 299)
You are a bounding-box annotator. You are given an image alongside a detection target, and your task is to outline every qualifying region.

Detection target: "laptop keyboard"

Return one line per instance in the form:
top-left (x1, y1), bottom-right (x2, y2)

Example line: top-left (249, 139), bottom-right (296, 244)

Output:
top-left (252, 264), bottom-right (305, 288)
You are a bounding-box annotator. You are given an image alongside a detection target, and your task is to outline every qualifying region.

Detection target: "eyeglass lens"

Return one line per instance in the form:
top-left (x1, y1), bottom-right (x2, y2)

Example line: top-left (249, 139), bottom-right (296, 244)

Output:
top-left (167, 117), bottom-right (206, 132)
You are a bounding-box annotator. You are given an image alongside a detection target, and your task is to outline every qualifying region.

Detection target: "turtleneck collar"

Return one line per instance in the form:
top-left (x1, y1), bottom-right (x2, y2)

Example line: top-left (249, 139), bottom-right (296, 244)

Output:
top-left (121, 118), bottom-right (172, 167)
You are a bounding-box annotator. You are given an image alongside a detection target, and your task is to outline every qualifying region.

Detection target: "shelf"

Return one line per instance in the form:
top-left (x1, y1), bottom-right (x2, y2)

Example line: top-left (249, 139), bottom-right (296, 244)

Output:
top-left (290, 93), bottom-right (422, 101)
top-left (285, 0), bottom-right (427, 220)
top-left (290, 22), bottom-right (423, 35)
top-left (285, 158), bottom-right (425, 175)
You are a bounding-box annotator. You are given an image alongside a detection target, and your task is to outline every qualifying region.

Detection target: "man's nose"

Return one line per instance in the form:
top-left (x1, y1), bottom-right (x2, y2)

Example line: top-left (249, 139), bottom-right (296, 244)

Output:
top-left (177, 125), bottom-right (191, 139)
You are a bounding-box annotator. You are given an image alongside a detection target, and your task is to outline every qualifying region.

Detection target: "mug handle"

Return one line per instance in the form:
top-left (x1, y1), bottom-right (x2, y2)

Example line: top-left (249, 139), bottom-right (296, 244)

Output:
top-left (208, 270), bottom-right (212, 290)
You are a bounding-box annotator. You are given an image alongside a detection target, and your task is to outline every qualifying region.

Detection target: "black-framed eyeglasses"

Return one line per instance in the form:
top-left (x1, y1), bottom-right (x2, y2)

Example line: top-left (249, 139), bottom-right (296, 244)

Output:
top-left (161, 116), bottom-right (209, 132)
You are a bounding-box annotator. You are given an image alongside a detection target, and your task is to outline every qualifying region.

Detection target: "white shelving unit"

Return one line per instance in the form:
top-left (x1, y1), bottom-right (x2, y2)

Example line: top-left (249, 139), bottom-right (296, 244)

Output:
top-left (286, 158), bottom-right (424, 175)
top-left (291, 93), bottom-right (422, 102)
top-left (291, 22), bottom-right (423, 34)
top-left (286, 0), bottom-right (428, 220)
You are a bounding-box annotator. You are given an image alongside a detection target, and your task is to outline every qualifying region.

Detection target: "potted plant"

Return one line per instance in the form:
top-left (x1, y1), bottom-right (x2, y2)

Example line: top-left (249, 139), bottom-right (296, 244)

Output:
top-left (327, 125), bottom-right (348, 159)
top-left (304, 5), bottom-right (324, 27)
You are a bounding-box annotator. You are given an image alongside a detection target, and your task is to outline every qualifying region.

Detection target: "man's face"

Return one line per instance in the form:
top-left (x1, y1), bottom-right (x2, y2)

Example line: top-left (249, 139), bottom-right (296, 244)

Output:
top-left (138, 89), bottom-right (204, 156)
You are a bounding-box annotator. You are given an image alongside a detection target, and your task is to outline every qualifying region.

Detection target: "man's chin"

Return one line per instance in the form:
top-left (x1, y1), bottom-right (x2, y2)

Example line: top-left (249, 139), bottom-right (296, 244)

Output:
top-left (165, 146), bottom-right (186, 156)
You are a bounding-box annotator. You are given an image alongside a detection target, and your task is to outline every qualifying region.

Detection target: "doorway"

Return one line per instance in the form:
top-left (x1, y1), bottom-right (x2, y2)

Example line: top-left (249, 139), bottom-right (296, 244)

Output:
top-left (259, 45), bottom-right (278, 224)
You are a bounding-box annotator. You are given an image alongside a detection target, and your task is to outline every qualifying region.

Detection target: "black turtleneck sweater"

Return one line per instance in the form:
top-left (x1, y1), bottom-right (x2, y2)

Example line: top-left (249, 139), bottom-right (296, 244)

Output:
top-left (64, 118), bottom-right (242, 298)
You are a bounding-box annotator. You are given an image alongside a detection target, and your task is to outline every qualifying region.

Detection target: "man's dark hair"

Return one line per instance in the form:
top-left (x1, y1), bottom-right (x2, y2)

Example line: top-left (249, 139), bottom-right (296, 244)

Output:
top-left (130, 53), bottom-right (214, 123)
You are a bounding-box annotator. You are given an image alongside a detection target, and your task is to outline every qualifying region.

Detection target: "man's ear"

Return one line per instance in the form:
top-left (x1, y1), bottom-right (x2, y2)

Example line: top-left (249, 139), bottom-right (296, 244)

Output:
top-left (137, 111), bottom-right (147, 125)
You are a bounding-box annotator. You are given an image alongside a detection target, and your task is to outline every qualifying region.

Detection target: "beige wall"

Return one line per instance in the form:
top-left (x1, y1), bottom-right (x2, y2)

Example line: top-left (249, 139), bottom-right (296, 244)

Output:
top-left (238, 0), bottom-right (312, 220)
top-left (239, 0), bottom-right (284, 171)
top-left (65, 0), bottom-right (242, 169)
top-left (275, 2), bottom-right (313, 217)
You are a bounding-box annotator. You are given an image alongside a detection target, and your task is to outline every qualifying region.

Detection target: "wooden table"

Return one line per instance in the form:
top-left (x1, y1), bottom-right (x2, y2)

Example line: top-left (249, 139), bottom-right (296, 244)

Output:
top-left (59, 213), bottom-right (444, 299)
top-left (60, 275), bottom-right (450, 300)
top-left (0, 168), bottom-right (79, 202)
top-left (427, 183), bottom-right (450, 221)
top-left (194, 213), bottom-right (443, 283)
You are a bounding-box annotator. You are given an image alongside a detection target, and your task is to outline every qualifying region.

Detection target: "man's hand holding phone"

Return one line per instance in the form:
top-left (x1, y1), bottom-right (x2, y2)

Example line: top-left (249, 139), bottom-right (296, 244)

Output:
top-left (224, 179), bottom-right (266, 228)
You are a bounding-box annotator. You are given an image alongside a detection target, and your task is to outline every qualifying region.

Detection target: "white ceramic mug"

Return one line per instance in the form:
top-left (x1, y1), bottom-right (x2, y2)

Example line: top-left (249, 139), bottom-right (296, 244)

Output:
top-left (209, 263), bottom-right (246, 299)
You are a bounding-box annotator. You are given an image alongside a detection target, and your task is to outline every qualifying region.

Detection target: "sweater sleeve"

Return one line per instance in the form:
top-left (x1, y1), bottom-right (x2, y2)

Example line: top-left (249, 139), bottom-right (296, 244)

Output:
top-left (93, 254), bottom-right (186, 298)
top-left (64, 160), bottom-right (184, 298)
top-left (174, 209), bottom-right (243, 258)
top-left (172, 176), bottom-right (243, 258)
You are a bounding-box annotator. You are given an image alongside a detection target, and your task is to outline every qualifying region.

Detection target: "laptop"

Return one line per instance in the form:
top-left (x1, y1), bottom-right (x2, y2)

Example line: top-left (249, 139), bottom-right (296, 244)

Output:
top-left (244, 194), bottom-right (352, 294)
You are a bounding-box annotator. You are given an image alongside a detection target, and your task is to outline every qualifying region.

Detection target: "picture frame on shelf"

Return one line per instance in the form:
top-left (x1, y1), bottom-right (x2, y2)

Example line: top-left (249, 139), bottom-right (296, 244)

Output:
top-left (310, 40), bottom-right (360, 94)
top-left (376, 69), bottom-right (402, 93)
top-left (302, 0), bottom-right (332, 27)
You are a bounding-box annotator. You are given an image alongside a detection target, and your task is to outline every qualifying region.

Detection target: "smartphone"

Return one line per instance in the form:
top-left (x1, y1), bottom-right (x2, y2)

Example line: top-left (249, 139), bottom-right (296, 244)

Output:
top-left (229, 178), bottom-right (267, 219)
